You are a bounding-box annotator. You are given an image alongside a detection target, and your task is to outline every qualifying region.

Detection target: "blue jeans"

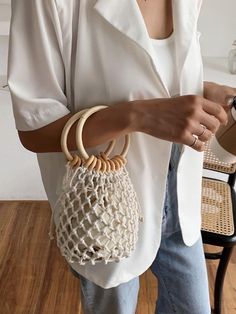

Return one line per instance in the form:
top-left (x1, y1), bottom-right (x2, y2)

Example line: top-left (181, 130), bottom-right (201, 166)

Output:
top-left (70, 143), bottom-right (211, 314)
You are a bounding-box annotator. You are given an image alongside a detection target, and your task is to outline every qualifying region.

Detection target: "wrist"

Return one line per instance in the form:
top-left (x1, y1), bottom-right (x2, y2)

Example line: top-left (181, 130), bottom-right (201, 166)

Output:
top-left (128, 99), bottom-right (149, 133)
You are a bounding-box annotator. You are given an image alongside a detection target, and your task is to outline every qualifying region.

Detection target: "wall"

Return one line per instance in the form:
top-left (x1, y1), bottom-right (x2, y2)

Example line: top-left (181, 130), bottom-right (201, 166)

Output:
top-left (198, 0), bottom-right (236, 57)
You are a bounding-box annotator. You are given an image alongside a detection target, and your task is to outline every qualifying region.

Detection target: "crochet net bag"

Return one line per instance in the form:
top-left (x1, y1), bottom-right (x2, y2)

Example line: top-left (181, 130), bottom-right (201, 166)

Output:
top-left (49, 105), bottom-right (144, 265)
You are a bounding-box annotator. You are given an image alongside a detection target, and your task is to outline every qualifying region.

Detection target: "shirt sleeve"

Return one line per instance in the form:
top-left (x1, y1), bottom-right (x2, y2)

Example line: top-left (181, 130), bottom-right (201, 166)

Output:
top-left (7, 0), bottom-right (71, 131)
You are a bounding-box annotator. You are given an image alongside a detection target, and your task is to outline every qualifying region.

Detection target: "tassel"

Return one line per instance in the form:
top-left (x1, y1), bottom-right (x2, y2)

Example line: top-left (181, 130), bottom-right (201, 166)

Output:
top-left (48, 193), bottom-right (63, 240)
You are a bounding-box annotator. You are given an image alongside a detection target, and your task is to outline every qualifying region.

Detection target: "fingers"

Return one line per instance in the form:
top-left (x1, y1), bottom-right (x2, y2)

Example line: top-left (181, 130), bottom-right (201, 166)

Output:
top-left (185, 133), bottom-right (206, 152)
top-left (194, 124), bottom-right (213, 142)
top-left (202, 99), bottom-right (228, 126)
top-left (184, 123), bottom-right (214, 152)
top-left (177, 96), bottom-right (230, 152)
top-left (199, 114), bottom-right (220, 134)
top-left (183, 116), bottom-right (215, 152)
top-left (185, 97), bottom-right (229, 152)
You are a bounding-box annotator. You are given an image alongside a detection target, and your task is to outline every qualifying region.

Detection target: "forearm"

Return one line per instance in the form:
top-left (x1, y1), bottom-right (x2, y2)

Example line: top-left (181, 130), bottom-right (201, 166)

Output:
top-left (18, 93), bottom-right (229, 154)
top-left (18, 100), bottom-right (140, 153)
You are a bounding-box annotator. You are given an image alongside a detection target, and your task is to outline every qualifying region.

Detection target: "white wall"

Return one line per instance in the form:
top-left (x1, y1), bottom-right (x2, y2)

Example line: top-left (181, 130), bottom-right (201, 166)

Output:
top-left (0, 37), bottom-right (8, 73)
top-left (0, 1), bottom-right (235, 200)
top-left (198, 0), bottom-right (236, 57)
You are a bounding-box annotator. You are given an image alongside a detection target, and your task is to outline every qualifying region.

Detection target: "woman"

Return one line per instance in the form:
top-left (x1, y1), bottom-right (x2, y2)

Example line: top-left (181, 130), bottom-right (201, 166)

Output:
top-left (7, 0), bottom-right (234, 313)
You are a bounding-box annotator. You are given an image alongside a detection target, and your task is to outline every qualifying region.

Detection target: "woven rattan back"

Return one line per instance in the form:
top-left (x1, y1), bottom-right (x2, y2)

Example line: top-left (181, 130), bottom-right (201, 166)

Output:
top-left (201, 138), bottom-right (236, 236)
top-left (203, 139), bottom-right (236, 174)
top-left (201, 178), bottom-right (235, 236)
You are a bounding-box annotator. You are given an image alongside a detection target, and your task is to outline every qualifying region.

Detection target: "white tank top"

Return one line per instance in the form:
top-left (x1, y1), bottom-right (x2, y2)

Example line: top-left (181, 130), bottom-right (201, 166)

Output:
top-left (150, 31), bottom-right (179, 97)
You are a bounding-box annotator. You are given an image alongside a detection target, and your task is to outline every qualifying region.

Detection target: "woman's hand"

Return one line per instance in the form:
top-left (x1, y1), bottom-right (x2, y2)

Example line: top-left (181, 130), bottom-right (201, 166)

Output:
top-left (132, 94), bottom-right (229, 152)
top-left (204, 81), bottom-right (236, 105)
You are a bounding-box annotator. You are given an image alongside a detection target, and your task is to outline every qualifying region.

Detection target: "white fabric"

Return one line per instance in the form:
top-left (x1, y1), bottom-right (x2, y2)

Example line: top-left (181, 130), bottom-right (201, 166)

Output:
top-left (7, 0), bottom-right (204, 288)
top-left (150, 31), bottom-right (179, 97)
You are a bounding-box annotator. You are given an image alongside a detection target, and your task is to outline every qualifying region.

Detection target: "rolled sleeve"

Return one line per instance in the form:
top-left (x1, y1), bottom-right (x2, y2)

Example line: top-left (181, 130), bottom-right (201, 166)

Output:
top-left (7, 0), bottom-right (71, 131)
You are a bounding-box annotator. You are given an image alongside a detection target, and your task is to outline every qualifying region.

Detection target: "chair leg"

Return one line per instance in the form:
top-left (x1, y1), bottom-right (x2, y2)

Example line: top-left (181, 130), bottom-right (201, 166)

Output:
top-left (214, 247), bottom-right (233, 314)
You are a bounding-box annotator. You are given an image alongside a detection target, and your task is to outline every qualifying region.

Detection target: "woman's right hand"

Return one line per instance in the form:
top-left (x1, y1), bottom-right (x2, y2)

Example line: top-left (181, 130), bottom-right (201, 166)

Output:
top-left (132, 95), bottom-right (230, 152)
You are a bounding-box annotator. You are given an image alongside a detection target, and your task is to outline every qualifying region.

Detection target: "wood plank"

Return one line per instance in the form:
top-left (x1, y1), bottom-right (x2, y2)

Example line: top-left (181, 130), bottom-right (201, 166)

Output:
top-left (0, 201), bottom-right (235, 314)
top-left (0, 201), bottom-right (51, 314)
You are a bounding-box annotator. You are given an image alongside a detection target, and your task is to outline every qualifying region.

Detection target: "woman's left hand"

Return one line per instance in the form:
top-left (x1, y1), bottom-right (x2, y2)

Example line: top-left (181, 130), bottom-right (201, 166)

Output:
top-left (203, 81), bottom-right (236, 107)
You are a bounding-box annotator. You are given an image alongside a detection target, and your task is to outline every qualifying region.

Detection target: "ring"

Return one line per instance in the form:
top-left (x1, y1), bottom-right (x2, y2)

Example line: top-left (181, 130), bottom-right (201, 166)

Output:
top-left (198, 124), bottom-right (207, 137)
top-left (189, 135), bottom-right (198, 148)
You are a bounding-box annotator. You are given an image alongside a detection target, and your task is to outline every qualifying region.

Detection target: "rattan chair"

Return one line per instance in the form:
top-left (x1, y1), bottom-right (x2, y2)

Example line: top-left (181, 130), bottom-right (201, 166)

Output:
top-left (201, 139), bottom-right (236, 314)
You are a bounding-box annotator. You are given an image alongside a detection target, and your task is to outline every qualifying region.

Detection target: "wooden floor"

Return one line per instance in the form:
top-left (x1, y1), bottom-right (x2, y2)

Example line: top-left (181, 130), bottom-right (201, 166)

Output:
top-left (0, 201), bottom-right (235, 314)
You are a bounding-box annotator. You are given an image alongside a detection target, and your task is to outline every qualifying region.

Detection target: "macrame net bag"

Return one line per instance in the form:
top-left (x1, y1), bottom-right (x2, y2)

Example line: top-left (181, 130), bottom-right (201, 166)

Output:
top-left (49, 105), bottom-right (144, 265)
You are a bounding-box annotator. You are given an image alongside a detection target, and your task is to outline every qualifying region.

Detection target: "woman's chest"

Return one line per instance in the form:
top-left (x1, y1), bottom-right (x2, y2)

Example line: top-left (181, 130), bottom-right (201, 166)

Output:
top-left (136, 0), bottom-right (173, 39)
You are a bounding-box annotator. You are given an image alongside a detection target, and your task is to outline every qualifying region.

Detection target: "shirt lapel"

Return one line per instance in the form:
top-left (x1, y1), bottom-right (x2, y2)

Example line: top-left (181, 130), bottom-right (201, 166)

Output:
top-left (93, 0), bottom-right (170, 96)
top-left (93, 0), bottom-right (202, 96)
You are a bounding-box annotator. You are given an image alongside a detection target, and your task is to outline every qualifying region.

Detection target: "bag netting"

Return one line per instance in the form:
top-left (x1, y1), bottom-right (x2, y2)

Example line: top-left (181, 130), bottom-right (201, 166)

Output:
top-left (51, 159), bottom-right (143, 265)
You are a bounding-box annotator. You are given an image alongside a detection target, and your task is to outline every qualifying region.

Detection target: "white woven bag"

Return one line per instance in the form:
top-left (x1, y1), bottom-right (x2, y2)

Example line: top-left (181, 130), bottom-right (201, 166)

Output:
top-left (49, 105), bottom-right (144, 265)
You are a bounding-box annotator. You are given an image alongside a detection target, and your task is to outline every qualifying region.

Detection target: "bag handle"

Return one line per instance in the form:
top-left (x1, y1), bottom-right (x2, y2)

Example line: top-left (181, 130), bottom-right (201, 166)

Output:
top-left (61, 105), bottom-right (130, 171)
top-left (76, 105), bottom-right (130, 158)
top-left (61, 108), bottom-right (115, 163)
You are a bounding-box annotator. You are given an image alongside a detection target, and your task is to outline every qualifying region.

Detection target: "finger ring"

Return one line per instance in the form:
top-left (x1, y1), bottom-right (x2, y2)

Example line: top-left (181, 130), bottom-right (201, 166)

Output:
top-left (198, 124), bottom-right (207, 137)
top-left (190, 135), bottom-right (198, 148)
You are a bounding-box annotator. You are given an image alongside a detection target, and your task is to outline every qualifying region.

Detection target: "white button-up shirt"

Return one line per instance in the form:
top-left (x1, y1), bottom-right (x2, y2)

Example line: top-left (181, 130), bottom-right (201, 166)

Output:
top-left (8, 0), bottom-right (204, 288)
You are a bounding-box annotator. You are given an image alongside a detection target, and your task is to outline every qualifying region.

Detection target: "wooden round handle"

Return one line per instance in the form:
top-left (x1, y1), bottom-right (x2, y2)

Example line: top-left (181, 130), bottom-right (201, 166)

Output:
top-left (75, 105), bottom-right (130, 159)
top-left (61, 108), bottom-right (115, 161)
